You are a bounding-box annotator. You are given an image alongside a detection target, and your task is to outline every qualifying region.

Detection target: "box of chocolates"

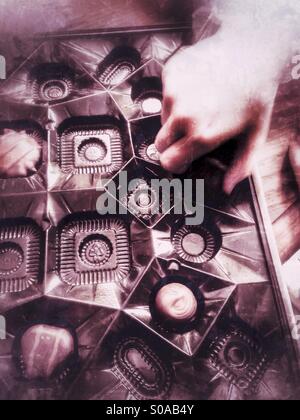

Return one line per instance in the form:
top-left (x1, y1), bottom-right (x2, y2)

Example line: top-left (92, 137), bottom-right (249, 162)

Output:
top-left (0, 26), bottom-right (299, 400)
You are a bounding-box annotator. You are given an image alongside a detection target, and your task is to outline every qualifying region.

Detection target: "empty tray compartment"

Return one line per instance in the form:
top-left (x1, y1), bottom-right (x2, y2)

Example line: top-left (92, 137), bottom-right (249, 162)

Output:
top-left (58, 117), bottom-right (124, 176)
top-left (207, 321), bottom-right (269, 395)
top-left (0, 219), bottom-right (42, 294)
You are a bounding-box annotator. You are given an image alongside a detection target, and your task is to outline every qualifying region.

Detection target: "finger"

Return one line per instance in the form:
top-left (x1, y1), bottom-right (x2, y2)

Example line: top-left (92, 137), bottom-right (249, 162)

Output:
top-left (289, 137), bottom-right (300, 189)
top-left (161, 96), bottom-right (173, 125)
top-left (223, 107), bottom-right (272, 195)
top-left (159, 135), bottom-right (213, 174)
top-left (155, 116), bottom-right (187, 154)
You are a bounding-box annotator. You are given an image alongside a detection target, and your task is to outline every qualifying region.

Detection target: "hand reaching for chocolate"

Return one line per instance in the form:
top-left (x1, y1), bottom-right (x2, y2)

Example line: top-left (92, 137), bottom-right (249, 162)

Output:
top-left (0, 129), bottom-right (42, 178)
top-left (155, 0), bottom-right (300, 194)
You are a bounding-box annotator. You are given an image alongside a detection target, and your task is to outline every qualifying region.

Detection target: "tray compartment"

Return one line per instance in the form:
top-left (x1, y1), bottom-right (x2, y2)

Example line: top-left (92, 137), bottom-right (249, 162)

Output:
top-left (59, 216), bottom-right (131, 286)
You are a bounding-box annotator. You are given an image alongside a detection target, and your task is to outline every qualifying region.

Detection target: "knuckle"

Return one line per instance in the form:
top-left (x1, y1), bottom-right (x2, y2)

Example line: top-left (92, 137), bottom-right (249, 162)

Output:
top-left (170, 107), bottom-right (189, 123)
top-left (194, 126), bottom-right (216, 145)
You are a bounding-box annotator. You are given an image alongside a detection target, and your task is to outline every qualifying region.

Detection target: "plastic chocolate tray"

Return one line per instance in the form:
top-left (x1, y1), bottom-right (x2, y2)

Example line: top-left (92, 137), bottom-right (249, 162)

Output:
top-left (0, 26), bottom-right (299, 400)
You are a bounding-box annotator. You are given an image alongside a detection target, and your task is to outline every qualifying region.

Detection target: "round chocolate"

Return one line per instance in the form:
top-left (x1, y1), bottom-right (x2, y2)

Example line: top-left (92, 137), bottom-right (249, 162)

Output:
top-left (172, 224), bottom-right (222, 264)
top-left (138, 142), bottom-right (160, 163)
top-left (224, 340), bottom-right (251, 370)
top-left (141, 97), bottom-right (162, 115)
top-left (155, 283), bottom-right (198, 323)
top-left (181, 233), bottom-right (206, 257)
top-left (131, 77), bottom-right (163, 115)
top-left (0, 129), bottom-right (42, 178)
top-left (150, 276), bottom-right (204, 334)
top-left (78, 138), bottom-right (107, 163)
top-left (80, 235), bottom-right (112, 267)
top-left (0, 242), bottom-right (24, 276)
top-left (127, 181), bottom-right (158, 217)
top-left (146, 144), bottom-right (160, 162)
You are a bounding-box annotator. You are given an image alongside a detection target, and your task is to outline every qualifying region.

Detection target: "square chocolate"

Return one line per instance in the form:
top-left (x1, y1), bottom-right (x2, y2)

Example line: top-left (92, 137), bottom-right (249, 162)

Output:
top-left (59, 217), bottom-right (131, 286)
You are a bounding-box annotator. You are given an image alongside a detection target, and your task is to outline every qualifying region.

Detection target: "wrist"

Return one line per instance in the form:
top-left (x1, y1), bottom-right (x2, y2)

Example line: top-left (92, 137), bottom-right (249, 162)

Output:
top-left (214, 25), bottom-right (290, 82)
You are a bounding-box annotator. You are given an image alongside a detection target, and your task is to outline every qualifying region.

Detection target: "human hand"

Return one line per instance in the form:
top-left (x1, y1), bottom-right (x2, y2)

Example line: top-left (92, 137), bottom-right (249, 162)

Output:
top-left (155, 31), bottom-right (283, 194)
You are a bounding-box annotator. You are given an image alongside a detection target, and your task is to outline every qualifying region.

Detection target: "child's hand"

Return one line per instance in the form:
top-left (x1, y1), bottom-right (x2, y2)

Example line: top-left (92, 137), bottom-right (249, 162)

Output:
top-left (155, 31), bottom-right (282, 194)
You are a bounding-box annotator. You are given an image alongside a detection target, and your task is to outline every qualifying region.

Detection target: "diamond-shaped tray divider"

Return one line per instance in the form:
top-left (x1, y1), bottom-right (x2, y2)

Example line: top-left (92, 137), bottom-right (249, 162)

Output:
top-left (105, 158), bottom-right (174, 228)
top-left (152, 202), bottom-right (270, 284)
top-left (124, 258), bottom-right (235, 356)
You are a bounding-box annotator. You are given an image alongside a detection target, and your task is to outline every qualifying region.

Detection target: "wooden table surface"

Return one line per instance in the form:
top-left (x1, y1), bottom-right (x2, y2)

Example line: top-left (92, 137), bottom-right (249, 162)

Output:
top-left (0, 0), bottom-right (299, 263)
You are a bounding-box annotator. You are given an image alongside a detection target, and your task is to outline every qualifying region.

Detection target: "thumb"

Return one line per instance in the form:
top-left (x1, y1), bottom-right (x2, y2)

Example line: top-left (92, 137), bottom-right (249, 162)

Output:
top-left (223, 107), bottom-right (272, 195)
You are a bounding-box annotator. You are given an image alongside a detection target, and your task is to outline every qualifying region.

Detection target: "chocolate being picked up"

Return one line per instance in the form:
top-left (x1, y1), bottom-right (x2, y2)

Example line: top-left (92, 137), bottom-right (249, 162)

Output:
top-left (139, 143), bottom-right (160, 163)
top-left (150, 276), bottom-right (204, 334)
top-left (0, 129), bottom-right (42, 178)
